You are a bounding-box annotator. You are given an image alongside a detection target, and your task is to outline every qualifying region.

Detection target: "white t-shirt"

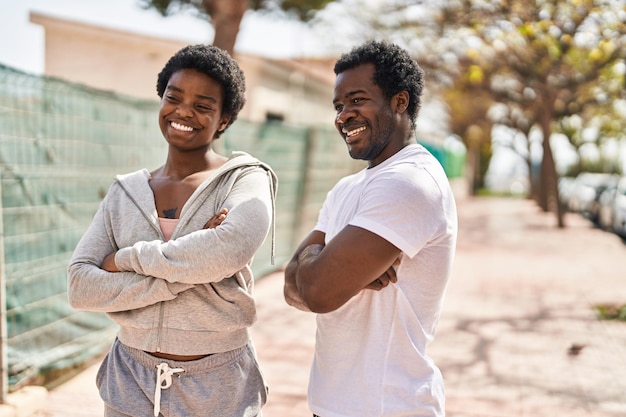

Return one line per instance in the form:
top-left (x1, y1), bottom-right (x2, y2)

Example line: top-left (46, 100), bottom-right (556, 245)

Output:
top-left (309, 144), bottom-right (458, 417)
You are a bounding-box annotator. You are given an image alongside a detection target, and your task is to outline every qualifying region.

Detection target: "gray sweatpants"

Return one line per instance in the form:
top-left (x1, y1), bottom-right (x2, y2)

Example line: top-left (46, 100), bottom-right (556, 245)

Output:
top-left (97, 338), bottom-right (267, 417)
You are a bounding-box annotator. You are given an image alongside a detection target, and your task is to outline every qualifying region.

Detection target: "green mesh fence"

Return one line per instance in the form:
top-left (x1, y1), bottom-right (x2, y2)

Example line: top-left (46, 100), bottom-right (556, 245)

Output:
top-left (0, 64), bottom-right (168, 389)
top-left (0, 64), bottom-right (363, 390)
top-left (0, 63), bottom-right (460, 391)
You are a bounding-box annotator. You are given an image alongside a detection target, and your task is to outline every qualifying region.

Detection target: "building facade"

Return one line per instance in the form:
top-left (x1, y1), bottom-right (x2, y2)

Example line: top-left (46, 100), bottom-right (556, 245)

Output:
top-left (29, 11), bottom-right (337, 126)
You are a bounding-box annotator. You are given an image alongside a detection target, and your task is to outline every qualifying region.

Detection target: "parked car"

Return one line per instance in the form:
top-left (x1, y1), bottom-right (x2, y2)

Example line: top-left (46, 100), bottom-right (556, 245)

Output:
top-left (558, 176), bottom-right (576, 211)
top-left (567, 173), bottom-right (617, 223)
top-left (610, 176), bottom-right (626, 239)
top-left (597, 180), bottom-right (618, 230)
top-left (588, 175), bottom-right (620, 225)
top-left (595, 175), bottom-right (626, 238)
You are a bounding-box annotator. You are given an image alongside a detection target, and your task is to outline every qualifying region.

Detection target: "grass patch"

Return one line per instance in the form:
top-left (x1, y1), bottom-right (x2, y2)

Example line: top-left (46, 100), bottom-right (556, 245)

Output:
top-left (594, 303), bottom-right (626, 321)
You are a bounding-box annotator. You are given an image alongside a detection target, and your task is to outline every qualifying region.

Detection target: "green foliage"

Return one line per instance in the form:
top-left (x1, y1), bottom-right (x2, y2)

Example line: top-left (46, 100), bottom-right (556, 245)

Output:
top-left (140, 0), bottom-right (333, 21)
top-left (325, 0), bottom-right (625, 213)
top-left (594, 303), bottom-right (626, 322)
top-left (137, 0), bottom-right (336, 55)
top-left (139, 0), bottom-right (204, 17)
top-left (252, 0), bottom-right (334, 21)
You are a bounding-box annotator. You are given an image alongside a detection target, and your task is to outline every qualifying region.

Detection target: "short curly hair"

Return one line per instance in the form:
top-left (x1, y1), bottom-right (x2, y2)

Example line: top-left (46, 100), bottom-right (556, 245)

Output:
top-left (334, 40), bottom-right (424, 131)
top-left (156, 44), bottom-right (246, 138)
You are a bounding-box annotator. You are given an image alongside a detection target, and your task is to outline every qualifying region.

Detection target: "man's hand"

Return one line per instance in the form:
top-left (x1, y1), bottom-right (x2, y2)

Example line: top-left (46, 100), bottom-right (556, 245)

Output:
top-left (285, 243), bottom-right (325, 311)
top-left (284, 233), bottom-right (326, 312)
top-left (284, 258), bottom-right (312, 312)
top-left (365, 257), bottom-right (400, 290)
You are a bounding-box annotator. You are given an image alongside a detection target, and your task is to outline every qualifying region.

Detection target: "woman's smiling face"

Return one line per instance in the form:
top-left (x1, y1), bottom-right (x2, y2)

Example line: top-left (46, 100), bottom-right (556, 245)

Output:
top-left (158, 68), bottom-right (230, 151)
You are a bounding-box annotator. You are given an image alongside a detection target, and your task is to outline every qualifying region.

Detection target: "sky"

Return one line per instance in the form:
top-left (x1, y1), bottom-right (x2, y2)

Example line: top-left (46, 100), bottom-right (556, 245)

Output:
top-left (0, 0), bottom-right (335, 75)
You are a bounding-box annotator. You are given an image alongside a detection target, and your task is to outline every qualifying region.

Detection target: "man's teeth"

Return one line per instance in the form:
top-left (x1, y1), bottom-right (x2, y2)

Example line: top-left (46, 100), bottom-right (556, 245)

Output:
top-left (345, 126), bottom-right (366, 137)
top-left (171, 122), bottom-right (193, 132)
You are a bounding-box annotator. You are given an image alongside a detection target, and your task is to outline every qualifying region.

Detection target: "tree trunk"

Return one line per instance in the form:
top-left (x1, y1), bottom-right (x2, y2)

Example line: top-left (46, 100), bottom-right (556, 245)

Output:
top-left (538, 104), bottom-right (565, 228)
top-left (526, 145), bottom-right (536, 201)
top-left (204, 0), bottom-right (248, 56)
top-left (520, 126), bottom-right (536, 201)
top-left (464, 124), bottom-right (485, 196)
top-left (466, 145), bottom-right (479, 195)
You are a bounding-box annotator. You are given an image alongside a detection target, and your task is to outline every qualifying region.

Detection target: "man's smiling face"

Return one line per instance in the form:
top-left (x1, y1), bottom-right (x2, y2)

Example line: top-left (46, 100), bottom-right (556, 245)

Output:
top-left (333, 63), bottom-right (397, 167)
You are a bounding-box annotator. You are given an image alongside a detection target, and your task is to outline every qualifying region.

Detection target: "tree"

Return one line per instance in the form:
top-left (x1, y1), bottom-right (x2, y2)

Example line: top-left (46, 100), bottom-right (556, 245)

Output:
top-left (322, 0), bottom-right (626, 227)
top-left (442, 85), bottom-right (494, 194)
top-left (139, 0), bottom-right (334, 55)
top-left (445, 0), bottom-right (626, 227)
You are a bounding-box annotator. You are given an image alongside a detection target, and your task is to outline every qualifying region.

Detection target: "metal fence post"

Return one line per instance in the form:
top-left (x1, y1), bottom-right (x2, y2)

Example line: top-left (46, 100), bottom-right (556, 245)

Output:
top-left (291, 127), bottom-right (316, 248)
top-left (0, 168), bottom-right (7, 402)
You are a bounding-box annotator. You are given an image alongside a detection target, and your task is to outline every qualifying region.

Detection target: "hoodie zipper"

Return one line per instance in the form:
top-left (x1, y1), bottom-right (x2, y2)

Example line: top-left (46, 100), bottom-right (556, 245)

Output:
top-left (155, 302), bottom-right (165, 352)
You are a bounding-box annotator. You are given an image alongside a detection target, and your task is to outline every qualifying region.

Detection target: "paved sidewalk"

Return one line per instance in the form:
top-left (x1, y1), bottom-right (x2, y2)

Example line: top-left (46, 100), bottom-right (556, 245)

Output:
top-left (29, 197), bottom-right (626, 416)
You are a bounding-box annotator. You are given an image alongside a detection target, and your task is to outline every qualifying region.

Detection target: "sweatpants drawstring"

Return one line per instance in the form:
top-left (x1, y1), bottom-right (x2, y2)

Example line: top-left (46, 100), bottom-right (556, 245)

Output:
top-left (154, 362), bottom-right (184, 416)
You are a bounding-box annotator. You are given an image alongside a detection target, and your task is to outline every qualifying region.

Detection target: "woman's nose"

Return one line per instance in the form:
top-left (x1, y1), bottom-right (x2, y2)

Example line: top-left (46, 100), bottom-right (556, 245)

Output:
top-left (175, 102), bottom-right (193, 118)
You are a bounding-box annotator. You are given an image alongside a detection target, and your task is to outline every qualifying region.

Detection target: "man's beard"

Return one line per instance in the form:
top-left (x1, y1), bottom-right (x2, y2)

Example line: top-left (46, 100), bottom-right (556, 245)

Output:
top-left (348, 111), bottom-right (395, 162)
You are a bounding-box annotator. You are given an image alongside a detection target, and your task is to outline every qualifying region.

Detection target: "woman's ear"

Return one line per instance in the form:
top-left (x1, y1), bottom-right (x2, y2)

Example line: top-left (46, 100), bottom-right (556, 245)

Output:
top-left (218, 115), bottom-right (232, 132)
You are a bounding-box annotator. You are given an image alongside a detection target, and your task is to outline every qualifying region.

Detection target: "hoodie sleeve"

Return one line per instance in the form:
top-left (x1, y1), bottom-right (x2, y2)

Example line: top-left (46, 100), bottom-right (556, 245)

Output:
top-left (114, 167), bottom-right (274, 284)
top-left (67, 190), bottom-right (195, 313)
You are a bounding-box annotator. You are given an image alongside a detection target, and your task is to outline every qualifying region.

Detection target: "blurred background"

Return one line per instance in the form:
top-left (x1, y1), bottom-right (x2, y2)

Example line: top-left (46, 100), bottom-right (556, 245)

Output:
top-left (0, 0), bottom-right (625, 414)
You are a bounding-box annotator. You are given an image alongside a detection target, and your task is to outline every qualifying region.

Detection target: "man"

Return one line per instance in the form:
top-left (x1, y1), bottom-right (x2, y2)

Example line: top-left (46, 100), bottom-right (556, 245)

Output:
top-left (284, 40), bottom-right (458, 417)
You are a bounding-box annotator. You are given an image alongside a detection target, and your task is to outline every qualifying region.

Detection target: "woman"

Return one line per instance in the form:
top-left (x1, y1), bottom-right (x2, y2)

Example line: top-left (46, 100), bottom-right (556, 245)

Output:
top-left (67, 44), bottom-right (276, 417)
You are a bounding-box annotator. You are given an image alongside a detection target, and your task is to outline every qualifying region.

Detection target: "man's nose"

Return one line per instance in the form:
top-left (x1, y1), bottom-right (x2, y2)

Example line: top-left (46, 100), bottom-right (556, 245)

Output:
top-left (335, 106), bottom-right (354, 125)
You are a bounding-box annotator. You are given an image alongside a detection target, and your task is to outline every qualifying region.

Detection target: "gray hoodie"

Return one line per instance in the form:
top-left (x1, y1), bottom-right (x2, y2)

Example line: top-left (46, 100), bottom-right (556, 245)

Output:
top-left (67, 151), bottom-right (277, 355)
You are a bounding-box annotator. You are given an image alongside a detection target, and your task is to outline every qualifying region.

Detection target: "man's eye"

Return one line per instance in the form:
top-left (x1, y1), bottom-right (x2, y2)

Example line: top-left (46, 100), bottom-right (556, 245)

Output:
top-left (334, 104), bottom-right (343, 112)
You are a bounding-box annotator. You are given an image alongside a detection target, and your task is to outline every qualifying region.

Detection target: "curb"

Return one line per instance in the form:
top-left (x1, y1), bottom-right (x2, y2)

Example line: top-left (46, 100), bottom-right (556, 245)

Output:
top-left (0, 386), bottom-right (47, 417)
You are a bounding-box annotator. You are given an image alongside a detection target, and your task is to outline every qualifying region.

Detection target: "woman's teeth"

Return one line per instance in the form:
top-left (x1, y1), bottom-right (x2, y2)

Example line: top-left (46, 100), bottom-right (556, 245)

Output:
top-left (171, 122), bottom-right (193, 132)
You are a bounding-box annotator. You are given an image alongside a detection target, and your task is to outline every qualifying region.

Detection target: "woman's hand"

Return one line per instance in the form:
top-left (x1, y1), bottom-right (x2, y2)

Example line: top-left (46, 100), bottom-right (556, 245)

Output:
top-left (100, 208), bottom-right (228, 272)
top-left (203, 208), bottom-right (228, 229)
top-left (101, 252), bottom-right (120, 272)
